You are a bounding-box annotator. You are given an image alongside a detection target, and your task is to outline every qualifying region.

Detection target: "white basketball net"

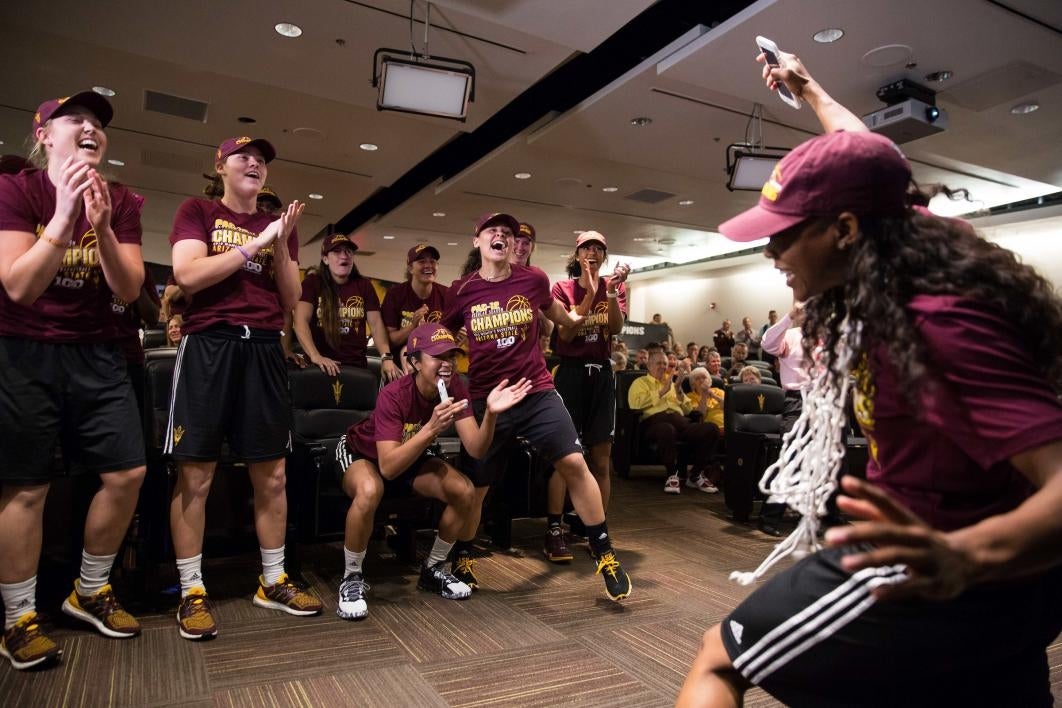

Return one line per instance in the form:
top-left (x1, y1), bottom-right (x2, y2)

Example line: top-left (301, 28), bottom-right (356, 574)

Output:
top-left (730, 320), bottom-right (859, 585)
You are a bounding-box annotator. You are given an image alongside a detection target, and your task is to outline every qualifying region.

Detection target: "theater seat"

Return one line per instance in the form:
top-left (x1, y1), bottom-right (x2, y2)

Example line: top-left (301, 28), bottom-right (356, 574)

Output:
top-left (723, 384), bottom-right (785, 522)
top-left (143, 329), bottom-right (168, 349)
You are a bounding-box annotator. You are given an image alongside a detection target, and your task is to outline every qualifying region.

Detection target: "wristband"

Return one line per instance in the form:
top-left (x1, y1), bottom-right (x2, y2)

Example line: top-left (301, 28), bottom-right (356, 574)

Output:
top-left (41, 233), bottom-right (72, 250)
top-left (381, 353), bottom-right (394, 361)
top-left (235, 245), bottom-right (252, 261)
top-left (606, 291), bottom-right (618, 299)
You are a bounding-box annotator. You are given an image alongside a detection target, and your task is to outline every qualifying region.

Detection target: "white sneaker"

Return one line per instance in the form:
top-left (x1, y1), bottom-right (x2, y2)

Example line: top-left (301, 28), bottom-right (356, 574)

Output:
top-left (688, 474), bottom-right (720, 494)
top-left (663, 474), bottom-right (681, 494)
top-left (337, 572), bottom-right (369, 620)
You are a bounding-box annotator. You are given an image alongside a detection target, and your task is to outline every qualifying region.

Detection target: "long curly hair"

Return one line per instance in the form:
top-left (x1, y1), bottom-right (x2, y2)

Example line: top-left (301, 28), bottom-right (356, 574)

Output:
top-left (309, 261), bottom-right (362, 351)
top-left (803, 209), bottom-right (1062, 398)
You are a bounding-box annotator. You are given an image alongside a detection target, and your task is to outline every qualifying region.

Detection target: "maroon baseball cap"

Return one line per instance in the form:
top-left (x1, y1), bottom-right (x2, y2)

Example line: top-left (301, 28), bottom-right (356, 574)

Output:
top-left (575, 230), bottom-right (607, 249)
top-left (216, 136), bottom-right (276, 164)
top-left (407, 244), bottom-right (441, 264)
top-left (33, 91), bottom-right (114, 133)
top-left (406, 324), bottom-right (462, 358)
top-left (719, 131), bottom-right (911, 242)
top-left (517, 222), bottom-right (536, 241)
top-left (322, 233), bottom-right (357, 255)
top-left (257, 185), bottom-right (282, 207)
top-left (473, 212), bottom-right (520, 237)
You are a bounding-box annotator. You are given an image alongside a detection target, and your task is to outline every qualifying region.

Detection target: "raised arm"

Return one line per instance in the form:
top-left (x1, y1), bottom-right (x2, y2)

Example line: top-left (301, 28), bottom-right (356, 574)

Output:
top-left (758, 51), bottom-right (869, 134)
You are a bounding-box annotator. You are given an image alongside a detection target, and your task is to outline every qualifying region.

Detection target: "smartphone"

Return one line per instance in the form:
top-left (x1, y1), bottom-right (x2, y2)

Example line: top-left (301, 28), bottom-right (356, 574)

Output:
top-left (437, 378), bottom-right (450, 403)
top-left (755, 36), bottom-right (802, 110)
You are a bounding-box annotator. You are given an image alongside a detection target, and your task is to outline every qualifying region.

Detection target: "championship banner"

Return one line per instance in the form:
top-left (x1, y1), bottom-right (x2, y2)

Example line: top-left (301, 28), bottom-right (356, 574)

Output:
top-left (619, 321), bottom-right (669, 350)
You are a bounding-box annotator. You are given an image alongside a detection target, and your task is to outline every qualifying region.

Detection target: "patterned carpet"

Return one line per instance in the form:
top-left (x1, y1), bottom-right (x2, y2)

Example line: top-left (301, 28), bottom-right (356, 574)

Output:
top-left (2, 470), bottom-right (1060, 707)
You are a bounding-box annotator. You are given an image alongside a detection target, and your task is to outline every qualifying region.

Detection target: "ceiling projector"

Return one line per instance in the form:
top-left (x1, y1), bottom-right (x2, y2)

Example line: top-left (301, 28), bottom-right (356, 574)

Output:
top-left (862, 79), bottom-right (947, 144)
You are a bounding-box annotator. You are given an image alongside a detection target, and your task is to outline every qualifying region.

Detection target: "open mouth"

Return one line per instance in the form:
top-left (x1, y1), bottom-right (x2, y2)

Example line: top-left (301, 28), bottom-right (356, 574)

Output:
top-left (77, 139), bottom-right (99, 152)
top-left (490, 237), bottom-right (508, 252)
top-left (246, 170), bottom-right (261, 181)
top-left (438, 367), bottom-right (453, 382)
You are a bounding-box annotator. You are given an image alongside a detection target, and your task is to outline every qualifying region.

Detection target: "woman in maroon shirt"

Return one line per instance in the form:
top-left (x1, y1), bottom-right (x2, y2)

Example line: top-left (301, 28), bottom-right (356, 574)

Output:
top-left (0, 91), bottom-right (146, 669)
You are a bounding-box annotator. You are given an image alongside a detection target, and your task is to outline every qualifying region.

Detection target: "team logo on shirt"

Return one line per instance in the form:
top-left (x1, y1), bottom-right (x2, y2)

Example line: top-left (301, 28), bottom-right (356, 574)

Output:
top-left (576, 301), bottom-right (610, 341)
top-left (468, 296), bottom-right (535, 348)
top-left (400, 309), bottom-right (443, 328)
top-left (39, 225), bottom-right (103, 290)
top-left (209, 218), bottom-right (272, 274)
top-left (402, 422), bottom-right (422, 442)
top-left (111, 294), bottom-right (128, 314)
top-left (332, 380), bottom-right (344, 406)
top-left (172, 425), bottom-right (185, 445)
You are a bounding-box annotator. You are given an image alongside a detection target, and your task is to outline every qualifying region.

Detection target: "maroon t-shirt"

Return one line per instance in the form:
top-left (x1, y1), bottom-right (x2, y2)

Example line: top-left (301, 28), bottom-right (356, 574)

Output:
top-left (299, 272), bottom-right (379, 367)
top-left (0, 169), bottom-right (143, 343)
top-left (551, 277), bottom-right (627, 361)
top-left (169, 198), bottom-right (298, 333)
top-left (443, 264), bottom-right (554, 400)
top-left (381, 280), bottom-right (449, 356)
top-left (854, 294), bottom-right (1062, 531)
top-left (346, 373), bottom-right (473, 464)
top-left (113, 270), bottom-right (160, 365)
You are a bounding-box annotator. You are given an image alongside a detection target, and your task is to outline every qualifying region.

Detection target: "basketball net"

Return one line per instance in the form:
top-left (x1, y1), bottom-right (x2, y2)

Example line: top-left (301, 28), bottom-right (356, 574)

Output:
top-left (730, 320), bottom-right (858, 585)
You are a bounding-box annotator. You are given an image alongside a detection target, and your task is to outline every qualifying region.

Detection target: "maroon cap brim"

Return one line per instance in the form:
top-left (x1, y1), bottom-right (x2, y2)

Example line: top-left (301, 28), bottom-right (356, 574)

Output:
top-left (718, 204), bottom-right (807, 243)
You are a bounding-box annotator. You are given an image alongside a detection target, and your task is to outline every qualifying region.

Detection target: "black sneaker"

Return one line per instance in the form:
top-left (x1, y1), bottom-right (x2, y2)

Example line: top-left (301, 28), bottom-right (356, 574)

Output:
top-left (593, 551), bottom-right (632, 601)
top-left (543, 527), bottom-right (574, 563)
top-left (450, 554), bottom-right (479, 590)
top-left (336, 572), bottom-right (370, 620)
top-left (418, 562), bottom-right (472, 600)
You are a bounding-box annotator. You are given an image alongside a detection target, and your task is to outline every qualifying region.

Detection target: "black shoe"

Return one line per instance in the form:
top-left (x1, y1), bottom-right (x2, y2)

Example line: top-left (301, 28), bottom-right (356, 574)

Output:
top-left (543, 527), bottom-right (574, 563)
top-left (418, 562), bottom-right (472, 600)
top-left (757, 520), bottom-right (784, 538)
top-left (450, 554), bottom-right (479, 590)
top-left (592, 551), bottom-right (632, 601)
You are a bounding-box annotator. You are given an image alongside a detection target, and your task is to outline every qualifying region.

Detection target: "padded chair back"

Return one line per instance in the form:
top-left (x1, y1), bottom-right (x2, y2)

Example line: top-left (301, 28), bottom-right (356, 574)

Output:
top-left (289, 366), bottom-right (379, 442)
top-left (615, 369), bottom-right (645, 411)
top-left (143, 329), bottom-right (168, 349)
top-left (750, 360), bottom-right (773, 371)
top-left (142, 348), bottom-right (178, 449)
top-left (730, 375), bottom-right (779, 387)
top-left (725, 384), bottom-right (785, 435)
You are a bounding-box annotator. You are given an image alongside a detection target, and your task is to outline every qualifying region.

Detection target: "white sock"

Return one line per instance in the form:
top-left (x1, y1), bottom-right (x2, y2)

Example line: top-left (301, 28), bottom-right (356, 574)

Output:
top-left (261, 546), bottom-right (285, 586)
top-left (78, 550), bottom-right (116, 596)
top-left (0, 577), bottom-right (36, 629)
top-left (425, 535), bottom-right (454, 569)
top-left (344, 547), bottom-right (366, 577)
top-left (176, 554), bottom-right (205, 598)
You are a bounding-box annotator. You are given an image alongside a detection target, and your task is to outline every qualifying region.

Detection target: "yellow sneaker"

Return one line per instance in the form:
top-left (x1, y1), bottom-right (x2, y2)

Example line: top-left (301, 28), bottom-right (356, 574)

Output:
top-left (253, 574), bottom-right (322, 616)
top-left (176, 587), bottom-right (218, 641)
top-left (62, 581), bottom-right (141, 638)
top-left (0, 612), bottom-right (62, 670)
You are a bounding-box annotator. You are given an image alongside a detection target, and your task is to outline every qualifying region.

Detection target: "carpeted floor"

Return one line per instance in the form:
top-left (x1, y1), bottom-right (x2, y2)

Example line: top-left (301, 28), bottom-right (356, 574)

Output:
top-left (2, 470), bottom-right (1060, 707)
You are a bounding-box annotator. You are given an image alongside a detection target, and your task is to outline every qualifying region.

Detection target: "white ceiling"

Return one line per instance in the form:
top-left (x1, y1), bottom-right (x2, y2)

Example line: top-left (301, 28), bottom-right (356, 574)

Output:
top-left (1, 0), bottom-right (1059, 285)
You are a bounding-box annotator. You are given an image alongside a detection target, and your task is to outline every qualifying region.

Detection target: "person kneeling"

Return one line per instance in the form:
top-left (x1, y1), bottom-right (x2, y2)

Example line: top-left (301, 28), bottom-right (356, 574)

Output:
top-left (332, 324), bottom-right (531, 619)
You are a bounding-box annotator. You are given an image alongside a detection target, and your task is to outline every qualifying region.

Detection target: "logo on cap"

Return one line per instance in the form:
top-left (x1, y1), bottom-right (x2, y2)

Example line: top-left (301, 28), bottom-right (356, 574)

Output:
top-left (761, 165), bottom-right (783, 202)
top-left (430, 328), bottom-right (455, 343)
top-left (236, 136), bottom-right (252, 145)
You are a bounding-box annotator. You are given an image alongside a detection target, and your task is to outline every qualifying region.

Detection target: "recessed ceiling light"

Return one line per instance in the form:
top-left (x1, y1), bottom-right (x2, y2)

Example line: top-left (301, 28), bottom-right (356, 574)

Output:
top-left (92, 86), bottom-right (116, 97)
top-left (812, 28), bottom-right (844, 43)
top-left (107, 159), bottom-right (124, 166)
top-left (237, 116), bottom-right (257, 124)
top-left (308, 193), bottom-right (324, 200)
top-left (513, 172), bottom-right (532, 180)
top-left (275, 22), bottom-right (303, 38)
top-left (629, 116), bottom-right (652, 127)
top-left (432, 211), bottom-right (446, 217)
top-left (447, 242), bottom-right (458, 246)
top-left (1010, 102), bottom-right (1039, 115)
top-left (573, 230), bottom-right (583, 235)
top-left (924, 70), bottom-right (953, 83)
top-left (359, 143), bottom-right (378, 151)
top-left (602, 186), bottom-right (618, 192)
top-left (383, 235), bottom-right (395, 240)
top-left (0, 140), bottom-right (6, 146)
top-left (632, 237), bottom-right (653, 243)
top-left (678, 199), bottom-right (694, 206)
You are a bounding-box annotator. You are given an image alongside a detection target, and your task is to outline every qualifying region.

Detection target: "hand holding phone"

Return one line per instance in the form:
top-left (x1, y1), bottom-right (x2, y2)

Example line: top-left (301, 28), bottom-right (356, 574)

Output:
top-left (437, 378), bottom-right (450, 403)
top-left (755, 36), bottom-right (802, 109)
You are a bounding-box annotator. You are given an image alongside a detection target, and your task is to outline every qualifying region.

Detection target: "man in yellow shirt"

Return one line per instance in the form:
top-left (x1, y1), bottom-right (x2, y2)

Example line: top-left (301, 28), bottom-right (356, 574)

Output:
top-left (628, 351), bottom-right (721, 494)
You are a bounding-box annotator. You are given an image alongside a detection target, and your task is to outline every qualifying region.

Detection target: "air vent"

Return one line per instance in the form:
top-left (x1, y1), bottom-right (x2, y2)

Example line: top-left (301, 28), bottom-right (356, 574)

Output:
top-left (624, 188), bottom-right (676, 204)
top-left (140, 147), bottom-right (206, 174)
top-left (144, 90), bottom-right (209, 122)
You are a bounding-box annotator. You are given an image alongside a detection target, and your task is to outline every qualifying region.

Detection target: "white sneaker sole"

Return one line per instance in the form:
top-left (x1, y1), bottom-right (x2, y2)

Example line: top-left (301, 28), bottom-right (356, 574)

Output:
top-left (252, 594), bottom-right (321, 616)
top-left (61, 598), bottom-right (138, 639)
top-left (0, 641), bottom-right (62, 670)
top-left (664, 487), bottom-right (681, 494)
top-left (175, 612), bottom-right (218, 641)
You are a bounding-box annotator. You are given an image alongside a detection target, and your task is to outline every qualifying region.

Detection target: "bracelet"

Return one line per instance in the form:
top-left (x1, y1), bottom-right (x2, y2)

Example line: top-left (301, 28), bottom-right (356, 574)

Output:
top-left (235, 245), bottom-right (252, 261)
top-left (41, 233), bottom-right (72, 250)
top-left (606, 291), bottom-right (618, 299)
top-left (381, 353), bottom-right (394, 361)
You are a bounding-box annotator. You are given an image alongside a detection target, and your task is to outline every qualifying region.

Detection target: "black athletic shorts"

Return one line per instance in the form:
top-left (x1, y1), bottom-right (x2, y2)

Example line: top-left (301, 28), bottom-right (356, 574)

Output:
top-left (460, 389), bottom-right (584, 488)
top-left (721, 545), bottom-right (1062, 707)
top-left (165, 327), bottom-right (292, 462)
top-left (0, 337), bottom-right (145, 484)
top-left (332, 437), bottom-right (440, 498)
top-left (553, 359), bottom-right (616, 447)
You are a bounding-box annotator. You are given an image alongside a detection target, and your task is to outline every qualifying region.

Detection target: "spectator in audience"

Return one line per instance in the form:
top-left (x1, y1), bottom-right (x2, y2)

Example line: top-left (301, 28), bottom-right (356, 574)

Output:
top-left (759, 309), bottom-right (779, 368)
top-left (651, 312), bottom-right (675, 349)
top-left (611, 350), bottom-right (627, 372)
top-left (705, 350), bottom-right (724, 381)
top-left (0, 90), bottom-right (146, 669)
top-left (293, 234), bottom-right (400, 381)
top-left (685, 367), bottom-right (724, 492)
top-left (547, 230), bottom-right (630, 561)
top-left (331, 324), bottom-right (531, 618)
top-left (738, 365), bottom-right (763, 385)
top-left (167, 136), bottom-right (320, 641)
top-left (735, 316), bottom-right (761, 359)
top-left (696, 345), bottom-right (712, 365)
top-left (256, 186), bottom-right (282, 214)
top-left (726, 342), bottom-right (750, 377)
top-left (160, 274), bottom-right (187, 324)
top-left (628, 350), bottom-right (720, 495)
top-left (166, 314), bottom-right (183, 347)
top-left (634, 348), bottom-right (649, 369)
top-left (681, 51), bottom-right (1062, 707)
top-left (381, 244), bottom-right (448, 368)
top-left (444, 213), bottom-right (631, 600)
top-left (686, 341), bottom-right (698, 361)
top-left (713, 319), bottom-right (735, 356)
